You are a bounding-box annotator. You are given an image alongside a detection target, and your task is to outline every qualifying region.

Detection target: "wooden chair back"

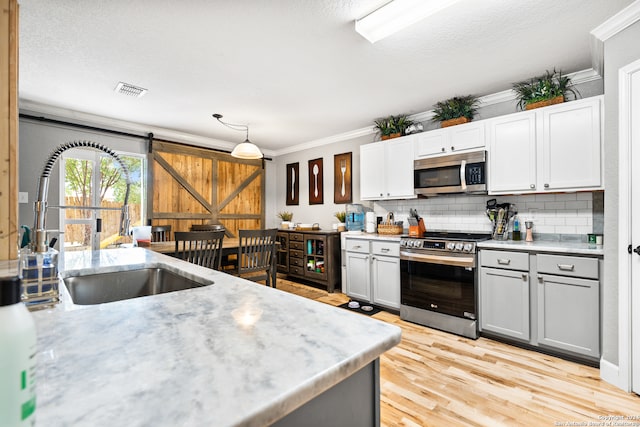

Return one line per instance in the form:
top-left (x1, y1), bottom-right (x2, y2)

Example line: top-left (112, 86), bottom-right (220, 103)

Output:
top-left (151, 225), bottom-right (172, 242)
top-left (236, 229), bottom-right (278, 287)
top-left (190, 223), bottom-right (234, 238)
top-left (174, 230), bottom-right (225, 270)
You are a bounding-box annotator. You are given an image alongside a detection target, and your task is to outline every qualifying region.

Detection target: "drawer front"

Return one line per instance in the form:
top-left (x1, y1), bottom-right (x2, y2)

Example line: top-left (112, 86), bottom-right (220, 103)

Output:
top-left (290, 249), bottom-right (304, 260)
top-left (537, 254), bottom-right (599, 279)
top-left (289, 233), bottom-right (304, 242)
top-left (371, 240), bottom-right (399, 257)
top-left (345, 239), bottom-right (369, 254)
top-left (480, 250), bottom-right (529, 271)
top-left (289, 256), bottom-right (305, 267)
top-left (289, 241), bottom-right (304, 251)
top-left (289, 265), bottom-right (305, 276)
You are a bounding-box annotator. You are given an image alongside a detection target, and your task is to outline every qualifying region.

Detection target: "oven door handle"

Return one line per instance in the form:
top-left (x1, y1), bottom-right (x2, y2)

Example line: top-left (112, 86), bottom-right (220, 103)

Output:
top-left (400, 251), bottom-right (475, 268)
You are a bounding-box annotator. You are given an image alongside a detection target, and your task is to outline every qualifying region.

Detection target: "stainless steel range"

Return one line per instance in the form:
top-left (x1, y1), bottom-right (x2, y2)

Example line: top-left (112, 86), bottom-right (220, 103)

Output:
top-left (399, 231), bottom-right (491, 339)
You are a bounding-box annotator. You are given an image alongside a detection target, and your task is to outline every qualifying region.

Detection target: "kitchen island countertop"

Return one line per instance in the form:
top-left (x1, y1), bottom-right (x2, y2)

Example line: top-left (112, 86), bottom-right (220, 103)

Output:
top-left (12, 248), bottom-right (401, 426)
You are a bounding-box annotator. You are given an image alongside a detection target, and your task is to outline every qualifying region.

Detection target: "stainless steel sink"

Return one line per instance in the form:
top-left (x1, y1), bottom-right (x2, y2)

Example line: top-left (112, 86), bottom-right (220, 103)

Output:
top-left (63, 268), bottom-right (212, 305)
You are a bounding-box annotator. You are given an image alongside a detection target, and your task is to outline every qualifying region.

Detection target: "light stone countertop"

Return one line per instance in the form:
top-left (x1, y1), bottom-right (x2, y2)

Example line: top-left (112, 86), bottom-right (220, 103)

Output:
top-left (11, 248), bottom-right (401, 427)
top-left (342, 231), bottom-right (402, 242)
top-left (477, 239), bottom-right (604, 256)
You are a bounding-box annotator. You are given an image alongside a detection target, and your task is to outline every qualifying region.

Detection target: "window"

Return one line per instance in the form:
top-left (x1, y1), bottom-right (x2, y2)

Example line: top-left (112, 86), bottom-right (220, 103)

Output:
top-left (60, 149), bottom-right (145, 251)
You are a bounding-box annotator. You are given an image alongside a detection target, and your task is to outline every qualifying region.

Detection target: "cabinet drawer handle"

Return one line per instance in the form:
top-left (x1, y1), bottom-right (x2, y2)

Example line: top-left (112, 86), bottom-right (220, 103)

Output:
top-left (557, 264), bottom-right (575, 271)
top-left (381, 248), bottom-right (390, 252)
top-left (430, 303), bottom-right (438, 309)
top-left (353, 245), bottom-right (361, 249)
top-left (497, 258), bottom-right (511, 265)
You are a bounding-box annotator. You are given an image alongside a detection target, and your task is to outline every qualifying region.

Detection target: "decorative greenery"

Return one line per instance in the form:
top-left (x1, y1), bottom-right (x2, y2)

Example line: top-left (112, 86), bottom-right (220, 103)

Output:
top-left (431, 95), bottom-right (480, 122)
top-left (374, 114), bottom-right (414, 137)
top-left (277, 211), bottom-right (293, 221)
top-left (512, 68), bottom-right (579, 110)
top-left (334, 211), bottom-right (346, 223)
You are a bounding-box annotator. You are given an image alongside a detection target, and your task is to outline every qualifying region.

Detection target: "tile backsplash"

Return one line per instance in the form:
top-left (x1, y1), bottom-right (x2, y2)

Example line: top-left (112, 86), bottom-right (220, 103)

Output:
top-left (374, 192), bottom-right (601, 236)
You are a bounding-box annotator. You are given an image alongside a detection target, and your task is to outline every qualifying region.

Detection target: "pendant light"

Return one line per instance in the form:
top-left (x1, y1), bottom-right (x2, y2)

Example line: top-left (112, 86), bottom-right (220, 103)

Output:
top-left (212, 114), bottom-right (263, 159)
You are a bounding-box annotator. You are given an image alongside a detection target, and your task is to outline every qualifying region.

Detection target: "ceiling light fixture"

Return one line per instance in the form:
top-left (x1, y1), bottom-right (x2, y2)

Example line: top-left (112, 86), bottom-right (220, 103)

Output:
top-left (355, 0), bottom-right (463, 43)
top-left (212, 114), bottom-right (263, 159)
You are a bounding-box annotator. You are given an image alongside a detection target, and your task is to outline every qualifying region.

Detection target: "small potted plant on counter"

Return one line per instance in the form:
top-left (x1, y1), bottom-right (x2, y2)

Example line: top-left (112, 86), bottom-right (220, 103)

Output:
top-left (512, 68), bottom-right (579, 111)
top-left (431, 95), bottom-right (480, 128)
top-left (277, 211), bottom-right (294, 229)
top-left (334, 211), bottom-right (346, 232)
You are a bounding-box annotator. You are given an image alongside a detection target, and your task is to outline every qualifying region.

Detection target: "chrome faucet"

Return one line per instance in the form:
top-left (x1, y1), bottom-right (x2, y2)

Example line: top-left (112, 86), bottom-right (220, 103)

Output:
top-left (32, 141), bottom-right (132, 253)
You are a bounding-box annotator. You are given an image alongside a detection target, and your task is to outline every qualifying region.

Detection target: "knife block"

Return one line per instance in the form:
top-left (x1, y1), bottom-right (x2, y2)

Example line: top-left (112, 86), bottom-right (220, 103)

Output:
top-left (409, 218), bottom-right (426, 237)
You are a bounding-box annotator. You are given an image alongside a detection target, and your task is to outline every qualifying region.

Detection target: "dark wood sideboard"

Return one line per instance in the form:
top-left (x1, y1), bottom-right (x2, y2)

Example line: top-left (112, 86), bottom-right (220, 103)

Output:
top-left (276, 229), bottom-right (341, 293)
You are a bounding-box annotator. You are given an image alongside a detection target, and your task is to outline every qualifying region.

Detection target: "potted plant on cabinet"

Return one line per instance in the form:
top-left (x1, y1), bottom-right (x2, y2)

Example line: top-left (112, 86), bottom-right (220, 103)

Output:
top-left (374, 114), bottom-right (414, 140)
top-left (512, 68), bottom-right (579, 111)
top-left (431, 95), bottom-right (480, 128)
top-left (277, 211), bottom-right (293, 229)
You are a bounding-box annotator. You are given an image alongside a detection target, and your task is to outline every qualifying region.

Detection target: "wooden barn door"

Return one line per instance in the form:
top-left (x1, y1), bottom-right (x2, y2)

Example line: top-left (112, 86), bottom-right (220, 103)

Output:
top-left (147, 140), bottom-right (264, 237)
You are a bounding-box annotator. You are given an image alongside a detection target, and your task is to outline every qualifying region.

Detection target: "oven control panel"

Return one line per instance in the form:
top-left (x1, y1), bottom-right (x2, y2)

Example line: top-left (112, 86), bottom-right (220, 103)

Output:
top-left (400, 239), bottom-right (476, 252)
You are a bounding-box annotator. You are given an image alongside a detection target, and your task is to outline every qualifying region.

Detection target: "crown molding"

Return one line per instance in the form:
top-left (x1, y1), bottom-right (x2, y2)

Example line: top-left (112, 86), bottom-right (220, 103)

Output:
top-left (277, 69), bottom-right (600, 156)
top-left (274, 126), bottom-right (375, 156)
top-left (18, 100), bottom-right (278, 157)
top-left (20, 67), bottom-right (600, 159)
top-left (591, 0), bottom-right (640, 76)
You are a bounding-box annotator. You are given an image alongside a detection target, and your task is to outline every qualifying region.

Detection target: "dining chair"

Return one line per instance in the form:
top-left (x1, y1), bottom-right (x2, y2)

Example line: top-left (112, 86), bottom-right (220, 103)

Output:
top-left (151, 225), bottom-right (172, 242)
top-left (190, 223), bottom-right (234, 238)
top-left (231, 228), bottom-right (278, 287)
top-left (174, 230), bottom-right (225, 270)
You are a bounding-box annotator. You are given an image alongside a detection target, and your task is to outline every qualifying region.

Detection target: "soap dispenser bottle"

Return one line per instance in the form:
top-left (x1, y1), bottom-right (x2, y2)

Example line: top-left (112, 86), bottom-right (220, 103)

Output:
top-left (512, 213), bottom-right (521, 241)
top-left (0, 276), bottom-right (37, 427)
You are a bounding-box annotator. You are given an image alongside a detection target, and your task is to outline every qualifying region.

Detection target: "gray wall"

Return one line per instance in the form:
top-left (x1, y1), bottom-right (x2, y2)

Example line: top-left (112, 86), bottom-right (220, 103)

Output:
top-left (273, 78), bottom-right (603, 231)
top-left (601, 20), bottom-right (640, 366)
top-left (18, 118), bottom-right (148, 237)
top-left (19, 117), bottom-right (278, 241)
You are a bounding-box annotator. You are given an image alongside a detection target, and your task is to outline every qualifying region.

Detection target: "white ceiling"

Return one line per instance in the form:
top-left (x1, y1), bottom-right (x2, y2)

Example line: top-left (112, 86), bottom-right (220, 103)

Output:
top-left (17, 0), bottom-right (633, 156)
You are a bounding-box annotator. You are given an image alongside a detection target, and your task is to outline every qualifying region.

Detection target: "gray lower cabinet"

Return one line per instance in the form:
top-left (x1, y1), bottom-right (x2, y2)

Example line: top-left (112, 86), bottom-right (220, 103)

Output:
top-left (345, 237), bottom-right (400, 310)
top-left (536, 255), bottom-right (600, 358)
top-left (479, 249), bottom-right (601, 361)
top-left (480, 267), bottom-right (530, 341)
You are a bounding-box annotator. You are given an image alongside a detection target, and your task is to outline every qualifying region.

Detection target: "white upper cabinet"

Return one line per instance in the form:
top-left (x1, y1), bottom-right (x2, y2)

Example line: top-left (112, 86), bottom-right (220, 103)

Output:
top-left (360, 136), bottom-right (416, 200)
top-left (487, 96), bottom-right (603, 195)
top-left (541, 98), bottom-right (602, 191)
top-left (415, 120), bottom-right (485, 159)
top-left (488, 111), bottom-right (537, 193)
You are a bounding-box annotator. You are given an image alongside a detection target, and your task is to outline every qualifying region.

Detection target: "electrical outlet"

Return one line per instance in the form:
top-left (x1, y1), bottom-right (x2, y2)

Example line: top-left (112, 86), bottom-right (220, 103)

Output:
top-left (19, 192), bottom-right (28, 204)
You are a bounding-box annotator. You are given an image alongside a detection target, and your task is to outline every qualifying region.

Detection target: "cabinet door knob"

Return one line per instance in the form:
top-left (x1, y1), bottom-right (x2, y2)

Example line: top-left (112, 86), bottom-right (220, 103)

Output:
top-left (451, 146), bottom-right (455, 151)
top-left (441, 147), bottom-right (445, 152)
top-left (380, 193), bottom-right (383, 196)
top-left (530, 184), bottom-right (535, 189)
top-left (522, 273), bottom-right (528, 280)
top-left (544, 183), bottom-right (550, 188)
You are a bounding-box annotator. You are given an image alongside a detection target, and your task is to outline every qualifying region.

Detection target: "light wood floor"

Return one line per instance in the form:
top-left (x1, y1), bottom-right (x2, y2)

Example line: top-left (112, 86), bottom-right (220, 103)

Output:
top-left (275, 278), bottom-right (640, 427)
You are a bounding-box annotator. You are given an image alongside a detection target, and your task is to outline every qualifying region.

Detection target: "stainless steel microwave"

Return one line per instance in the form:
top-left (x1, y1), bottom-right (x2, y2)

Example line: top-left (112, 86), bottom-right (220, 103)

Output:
top-left (414, 151), bottom-right (487, 196)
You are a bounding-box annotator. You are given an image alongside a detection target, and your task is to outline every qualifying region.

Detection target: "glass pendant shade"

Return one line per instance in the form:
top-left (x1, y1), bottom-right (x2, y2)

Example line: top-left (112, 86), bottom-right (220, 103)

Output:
top-left (230, 139), bottom-right (263, 159)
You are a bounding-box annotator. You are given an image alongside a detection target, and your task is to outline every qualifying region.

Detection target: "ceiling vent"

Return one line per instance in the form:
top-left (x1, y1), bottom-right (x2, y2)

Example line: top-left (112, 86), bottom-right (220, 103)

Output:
top-left (114, 82), bottom-right (147, 98)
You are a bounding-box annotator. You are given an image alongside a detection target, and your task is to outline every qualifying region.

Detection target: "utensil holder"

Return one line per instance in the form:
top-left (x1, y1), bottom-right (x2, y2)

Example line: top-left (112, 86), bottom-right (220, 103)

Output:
top-left (492, 219), bottom-right (509, 240)
top-left (19, 248), bottom-right (60, 310)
